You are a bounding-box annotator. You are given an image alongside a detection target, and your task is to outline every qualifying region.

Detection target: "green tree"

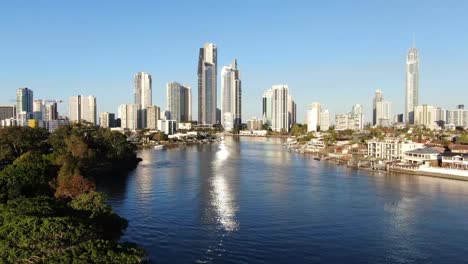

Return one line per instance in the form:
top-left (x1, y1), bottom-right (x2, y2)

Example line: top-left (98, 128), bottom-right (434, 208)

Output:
top-left (0, 151), bottom-right (55, 203)
top-left (0, 127), bottom-right (49, 162)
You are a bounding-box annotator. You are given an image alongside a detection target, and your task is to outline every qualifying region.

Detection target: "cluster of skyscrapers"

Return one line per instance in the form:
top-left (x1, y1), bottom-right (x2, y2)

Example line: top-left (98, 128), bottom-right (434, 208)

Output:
top-left (0, 87), bottom-right (67, 131)
top-left (1, 41), bottom-right (466, 132)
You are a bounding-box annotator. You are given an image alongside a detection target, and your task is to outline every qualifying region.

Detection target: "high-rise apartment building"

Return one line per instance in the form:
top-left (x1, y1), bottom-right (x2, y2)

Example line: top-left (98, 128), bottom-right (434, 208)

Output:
top-left (33, 99), bottom-right (45, 120)
top-left (405, 46), bottom-right (419, 124)
top-left (372, 90), bottom-right (383, 125)
top-left (335, 104), bottom-right (364, 131)
top-left (119, 104), bottom-right (140, 130)
top-left (166, 82), bottom-right (192, 123)
top-left (288, 95), bottom-right (297, 129)
top-left (16, 87), bottom-right (33, 119)
top-left (262, 89), bottom-right (273, 126)
top-left (271, 85), bottom-right (290, 132)
top-left (373, 90), bottom-right (392, 127)
top-left (134, 72), bottom-right (152, 128)
top-left (146, 105), bottom-right (161, 130)
top-left (198, 43), bottom-right (217, 125)
top-left (307, 102), bottom-right (321, 132)
top-left (45, 102), bottom-right (58, 121)
top-left (221, 59), bottom-right (242, 131)
top-left (0, 105), bottom-right (16, 121)
top-left (375, 100), bottom-right (392, 127)
top-left (319, 110), bottom-right (330, 131)
top-left (99, 112), bottom-right (115, 128)
top-left (414, 105), bottom-right (437, 130)
top-left (69, 95), bottom-right (97, 125)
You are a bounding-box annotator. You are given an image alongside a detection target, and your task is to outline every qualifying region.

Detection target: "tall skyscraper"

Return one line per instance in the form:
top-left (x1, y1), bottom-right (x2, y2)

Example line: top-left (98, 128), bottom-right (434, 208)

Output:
top-left (307, 102), bottom-right (321, 132)
top-left (288, 95), bottom-right (297, 129)
top-left (271, 85), bottom-right (290, 132)
top-left (134, 72), bottom-right (152, 128)
top-left (69, 95), bottom-right (97, 125)
top-left (198, 43), bottom-right (217, 125)
top-left (376, 101), bottom-right (392, 127)
top-left (166, 82), bottom-right (192, 123)
top-left (16, 87), bottom-right (33, 118)
top-left (221, 59), bottom-right (242, 131)
top-left (372, 90), bottom-right (383, 125)
top-left (33, 99), bottom-right (45, 120)
top-left (262, 89), bottom-right (273, 126)
top-left (373, 90), bottom-right (392, 127)
top-left (405, 46), bottom-right (419, 124)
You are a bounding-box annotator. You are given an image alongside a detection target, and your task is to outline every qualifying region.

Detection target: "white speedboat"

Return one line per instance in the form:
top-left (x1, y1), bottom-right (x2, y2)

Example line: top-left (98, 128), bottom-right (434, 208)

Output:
top-left (154, 145), bottom-right (165, 150)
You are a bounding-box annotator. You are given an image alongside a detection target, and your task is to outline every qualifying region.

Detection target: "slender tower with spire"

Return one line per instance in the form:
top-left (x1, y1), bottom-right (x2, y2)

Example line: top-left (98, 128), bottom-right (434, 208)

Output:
top-left (405, 38), bottom-right (419, 124)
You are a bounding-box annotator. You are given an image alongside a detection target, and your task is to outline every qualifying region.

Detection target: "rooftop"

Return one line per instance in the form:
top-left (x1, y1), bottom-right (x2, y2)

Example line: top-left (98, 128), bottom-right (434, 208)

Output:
top-left (405, 148), bottom-right (441, 155)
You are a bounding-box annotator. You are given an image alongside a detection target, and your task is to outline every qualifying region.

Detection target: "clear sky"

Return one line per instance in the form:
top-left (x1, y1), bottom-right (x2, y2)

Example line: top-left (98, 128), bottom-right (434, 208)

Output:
top-left (1, 0), bottom-right (467, 123)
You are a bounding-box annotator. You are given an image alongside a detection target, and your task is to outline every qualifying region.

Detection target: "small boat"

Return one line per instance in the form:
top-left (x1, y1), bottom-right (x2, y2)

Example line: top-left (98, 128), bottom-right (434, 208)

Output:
top-left (154, 145), bottom-right (165, 150)
top-left (313, 157), bottom-right (321, 161)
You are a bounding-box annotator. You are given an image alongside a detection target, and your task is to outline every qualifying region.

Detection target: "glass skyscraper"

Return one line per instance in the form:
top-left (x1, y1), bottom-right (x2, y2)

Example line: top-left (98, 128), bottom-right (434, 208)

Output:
top-left (198, 43), bottom-right (217, 125)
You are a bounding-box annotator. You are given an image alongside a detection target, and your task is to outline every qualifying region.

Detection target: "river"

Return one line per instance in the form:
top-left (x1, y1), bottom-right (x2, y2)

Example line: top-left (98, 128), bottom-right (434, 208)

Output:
top-left (97, 137), bottom-right (468, 263)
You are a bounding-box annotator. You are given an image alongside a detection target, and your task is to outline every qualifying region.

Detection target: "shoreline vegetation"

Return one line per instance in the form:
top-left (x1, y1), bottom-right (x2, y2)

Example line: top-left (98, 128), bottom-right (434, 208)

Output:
top-left (0, 124), bottom-right (146, 263)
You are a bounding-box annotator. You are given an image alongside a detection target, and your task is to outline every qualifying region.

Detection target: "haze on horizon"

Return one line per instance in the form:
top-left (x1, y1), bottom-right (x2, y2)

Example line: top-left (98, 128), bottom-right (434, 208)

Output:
top-left (0, 0), bottom-right (467, 122)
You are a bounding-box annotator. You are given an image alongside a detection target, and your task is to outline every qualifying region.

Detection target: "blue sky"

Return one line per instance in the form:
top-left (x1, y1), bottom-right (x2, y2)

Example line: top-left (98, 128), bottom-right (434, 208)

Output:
top-left (0, 0), bottom-right (467, 123)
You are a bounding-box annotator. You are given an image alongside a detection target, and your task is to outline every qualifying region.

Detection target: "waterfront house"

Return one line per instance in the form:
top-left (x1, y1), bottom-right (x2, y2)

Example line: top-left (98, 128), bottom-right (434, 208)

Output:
top-left (438, 152), bottom-right (468, 170)
top-left (403, 148), bottom-right (441, 165)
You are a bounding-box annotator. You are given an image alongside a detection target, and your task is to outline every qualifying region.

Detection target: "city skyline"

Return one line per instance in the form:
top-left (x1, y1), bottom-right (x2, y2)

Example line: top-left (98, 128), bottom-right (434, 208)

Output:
top-left (0, 1), bottom-right (467, 122)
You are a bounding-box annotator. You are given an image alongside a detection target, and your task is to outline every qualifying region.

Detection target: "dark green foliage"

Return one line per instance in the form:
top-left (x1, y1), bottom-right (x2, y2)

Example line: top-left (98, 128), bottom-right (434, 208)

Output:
top-left (0, 151), bottom-right (55, 202)
top-left (0, 196), bottom-right (144, 263)
top-left (0, 126), bottom-right (49, 162)
top-left (0, 125), bottom-right (146, 262)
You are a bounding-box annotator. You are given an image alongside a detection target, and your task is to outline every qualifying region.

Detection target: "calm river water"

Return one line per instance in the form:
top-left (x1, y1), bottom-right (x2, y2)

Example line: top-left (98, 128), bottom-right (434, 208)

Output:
top-left (97, 137), bottom-right (468, 263)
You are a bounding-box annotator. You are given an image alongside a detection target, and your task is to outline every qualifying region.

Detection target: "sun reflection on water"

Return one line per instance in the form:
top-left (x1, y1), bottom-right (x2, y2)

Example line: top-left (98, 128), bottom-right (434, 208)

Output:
top-left (211, 140), bottom-right (239, 232)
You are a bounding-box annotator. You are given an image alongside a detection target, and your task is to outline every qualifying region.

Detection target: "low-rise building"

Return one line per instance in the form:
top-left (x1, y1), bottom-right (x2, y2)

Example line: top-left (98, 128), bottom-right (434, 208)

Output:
top-left (404, 148), bottom-right (440, 164)
top-left (247, 117), bottom-right (263, 131)
top-left (438, 153), bottom-right (468, 170)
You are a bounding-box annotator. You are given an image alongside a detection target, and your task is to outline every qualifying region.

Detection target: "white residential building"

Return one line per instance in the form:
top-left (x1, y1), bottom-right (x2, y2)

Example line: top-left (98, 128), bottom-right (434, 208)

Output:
top-left (373, 90), bottom-right (392, 127)
top-left (147, 105), bottom-right (160, 130)
top-left (307, 102), bottom-right (321, 132)
top-left (99, 112), bottom-right (115, 128)
top-left (69, 95), bottom-right (97, 125)
top-left (221, 59), bottom-right (241, 130)
top-left (335, 104), bottom-right (364, 131)
top-left (247, 117), bottom-right (263, 131)
top-left (414, 105), bottom-right (437, 130)
top-left (367, 139), bottom-right (423, 161)
top-left (319, 110), bottom-right (330, 131)
top-left (271, 85), bottom-right (290, 132)
top-left (134, 72), bottom-right (152, 128)
top-left (119, 104), bottom-right (140, 130)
